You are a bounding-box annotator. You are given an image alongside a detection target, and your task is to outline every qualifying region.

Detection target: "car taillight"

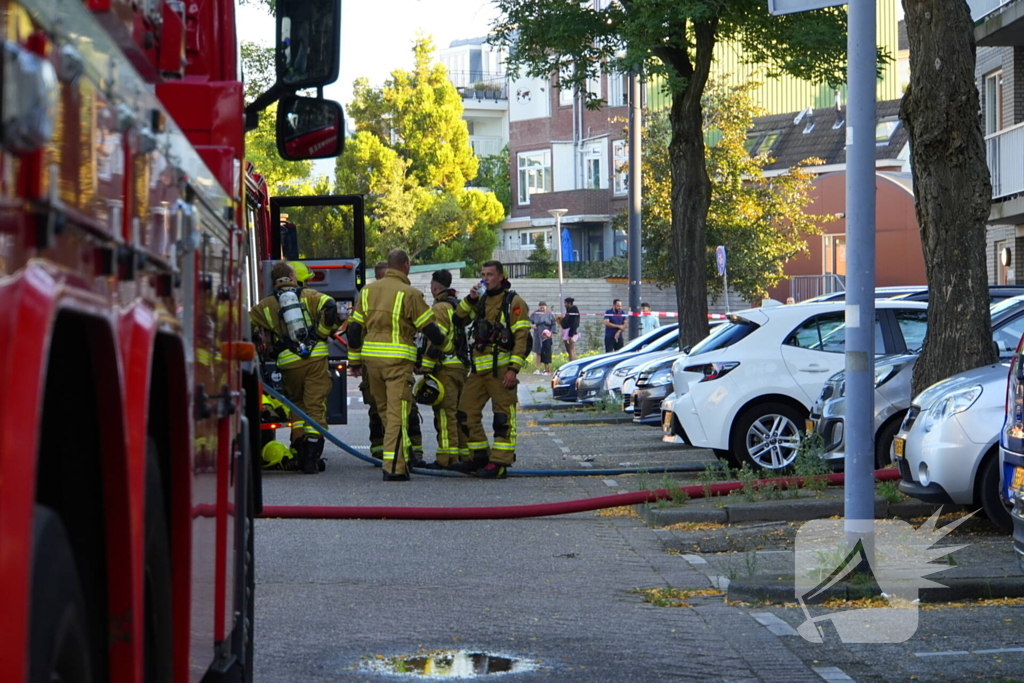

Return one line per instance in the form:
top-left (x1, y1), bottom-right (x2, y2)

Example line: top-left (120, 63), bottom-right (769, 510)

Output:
top-left (683, 361), bottom-right (740, 382)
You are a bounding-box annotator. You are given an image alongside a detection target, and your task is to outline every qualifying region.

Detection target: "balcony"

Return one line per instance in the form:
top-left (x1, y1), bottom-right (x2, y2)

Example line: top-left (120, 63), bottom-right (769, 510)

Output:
top-left (470, 135), bottom-right (506, 158)
top-left (971, 0), bottom-right (1024, 46)
top-left (447, 70), bottom-right (508, 101)
top-left (986, 123), bottom-right (1024, 199)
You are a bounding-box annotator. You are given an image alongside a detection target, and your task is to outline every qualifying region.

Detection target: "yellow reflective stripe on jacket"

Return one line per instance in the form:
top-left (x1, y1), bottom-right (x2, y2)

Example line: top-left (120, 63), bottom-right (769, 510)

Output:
top-left (421, 357), bottom-right (437, 370)
top-left (510, 355), bottom-right (525, 367)
top-left (511, 320), bottom-right (531, 333)
top-left (277, 341), bottom-right (329, 366)
top-left (391, 291), bottom-right (405, 345)
top-left (351, 289), bottom-right (369, 325)
top-left (457, 298), bottom-right (476, 318)
top-left (472, 352), bottom-right (512, 371)
top-left (442, 356), bottom-right (465, 367)
top-left (414, 308), bottom-right (434, 329)
top-left (361, 340), bottom-right (417, 361)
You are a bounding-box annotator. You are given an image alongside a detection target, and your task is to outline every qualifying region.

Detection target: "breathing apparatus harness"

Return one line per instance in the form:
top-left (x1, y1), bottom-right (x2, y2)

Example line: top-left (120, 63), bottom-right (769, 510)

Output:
top-left (470, 281), bottom-right (531, 377)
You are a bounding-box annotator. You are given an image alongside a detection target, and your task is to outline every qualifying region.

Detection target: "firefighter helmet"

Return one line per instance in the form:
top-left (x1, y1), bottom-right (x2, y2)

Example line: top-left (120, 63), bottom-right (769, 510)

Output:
top-left (261, 440), bottom-right (293, 469)
top-left (292, 261), bottom-right (313, 286)
top-left (413, 374), bottom-right (444, 406)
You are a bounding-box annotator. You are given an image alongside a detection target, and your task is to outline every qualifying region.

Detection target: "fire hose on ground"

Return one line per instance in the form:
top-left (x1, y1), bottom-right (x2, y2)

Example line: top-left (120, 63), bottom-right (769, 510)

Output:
top-left (257, 384), bottom-right (900, 520)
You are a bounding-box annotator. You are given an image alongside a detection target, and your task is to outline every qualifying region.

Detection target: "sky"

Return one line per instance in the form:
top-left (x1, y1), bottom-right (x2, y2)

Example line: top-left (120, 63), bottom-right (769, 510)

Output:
top-left (237, 0), bottom-right (500, 109)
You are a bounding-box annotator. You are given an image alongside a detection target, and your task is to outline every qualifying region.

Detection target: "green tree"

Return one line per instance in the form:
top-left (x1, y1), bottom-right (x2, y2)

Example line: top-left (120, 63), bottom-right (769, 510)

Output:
top-left (493, 2), bottom-right (863, 347)
top-left (637, 82), bottom-right (827, 305)
top-left (901, 0), bottom-right (996, 394)
top-left (241, 42), bottom-right (312, 188)
top-left (338, 37), bottom-right (504, 268)
top-left (474, 145), bottom-right (512, 216)
top-left (526, 234), bottom-right (556, 278)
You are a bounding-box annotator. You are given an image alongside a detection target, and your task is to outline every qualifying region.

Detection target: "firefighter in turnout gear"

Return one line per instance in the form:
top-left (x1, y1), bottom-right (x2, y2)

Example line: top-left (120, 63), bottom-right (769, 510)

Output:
top-left (250, 261), bottom-right (340, 474)
top-left (417, 269), bottom-right (471, 469)
top-left (347, 249), bottom-right (453, 481)
top-left (451, 260), bottom-right (531, 479)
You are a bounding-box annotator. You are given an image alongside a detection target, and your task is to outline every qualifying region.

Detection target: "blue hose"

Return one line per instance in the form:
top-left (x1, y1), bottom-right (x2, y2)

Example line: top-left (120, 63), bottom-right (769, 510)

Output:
top-left (261, 384), bottom-right (709, 477)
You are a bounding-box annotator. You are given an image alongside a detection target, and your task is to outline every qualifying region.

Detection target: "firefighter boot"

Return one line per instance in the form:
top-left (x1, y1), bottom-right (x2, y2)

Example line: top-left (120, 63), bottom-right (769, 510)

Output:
top-left (450, 449), bottom-right (489, 474)
top-left (298, 436), bottom-right (322, 475)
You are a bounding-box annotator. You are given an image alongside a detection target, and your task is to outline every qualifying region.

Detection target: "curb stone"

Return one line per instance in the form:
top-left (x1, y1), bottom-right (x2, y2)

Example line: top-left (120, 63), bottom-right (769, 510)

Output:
top-left (636, 495), bottom-right (942, 526)
top-left (727, 574), bottom-right (1024, 605)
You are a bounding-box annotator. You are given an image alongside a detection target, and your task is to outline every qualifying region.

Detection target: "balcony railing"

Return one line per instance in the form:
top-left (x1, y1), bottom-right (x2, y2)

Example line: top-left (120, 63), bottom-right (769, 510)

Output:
top-left (789, 274), bottom-right (845, 303)
top-left (986, 122), bottom-right (1024, 199)
top-left (969, 0), bottom-right (1014, 21)
top-left (470, 136), bottom-right (506, 158)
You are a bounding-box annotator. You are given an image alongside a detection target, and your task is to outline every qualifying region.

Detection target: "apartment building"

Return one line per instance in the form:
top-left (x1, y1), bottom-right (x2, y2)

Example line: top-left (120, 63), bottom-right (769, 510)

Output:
top-left (973, 0), bottom-right (1024, 285)
top-left (439, 37), bottom-right (510, 161)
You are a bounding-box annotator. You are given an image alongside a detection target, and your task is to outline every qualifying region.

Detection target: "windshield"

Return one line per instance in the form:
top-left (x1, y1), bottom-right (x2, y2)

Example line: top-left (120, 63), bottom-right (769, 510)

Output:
top-left (688, 319), bottom-right (758, 356)
top-left (621, 324), bottom-right (676, 352)
top-left (990, 295), bottom-right (1024, 319)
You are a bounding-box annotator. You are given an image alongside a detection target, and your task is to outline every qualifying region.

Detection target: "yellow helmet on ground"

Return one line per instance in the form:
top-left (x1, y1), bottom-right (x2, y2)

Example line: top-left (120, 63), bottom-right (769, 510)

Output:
top-left (262, 440), bottom-right (293, 469)
top-left (292, 261), bottom-right (314, 286)
top-left (413, 374), bottom-right (444, 406)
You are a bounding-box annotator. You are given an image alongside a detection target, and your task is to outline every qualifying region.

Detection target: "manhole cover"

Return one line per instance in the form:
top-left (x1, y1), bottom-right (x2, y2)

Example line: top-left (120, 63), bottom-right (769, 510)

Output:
top-left (362, 650), bottom-right (538, 678)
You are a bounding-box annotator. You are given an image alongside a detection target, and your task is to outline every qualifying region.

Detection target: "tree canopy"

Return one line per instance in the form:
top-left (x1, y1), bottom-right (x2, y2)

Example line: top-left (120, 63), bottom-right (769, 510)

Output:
top-left (492, 0), bottom-right (857, 347)
top-left (338, 37), bottom-right (504, 267)
top-left (637, 82), bottom-right (827, 304)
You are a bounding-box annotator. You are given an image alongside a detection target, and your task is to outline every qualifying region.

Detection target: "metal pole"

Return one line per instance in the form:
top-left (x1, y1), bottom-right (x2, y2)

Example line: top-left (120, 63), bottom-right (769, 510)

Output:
top-left (844, 0), bottom-right (877, 545)
top-left (549, 208), bottom-right (568, 315)
top-left (627, 70), bottom-right (642, 339)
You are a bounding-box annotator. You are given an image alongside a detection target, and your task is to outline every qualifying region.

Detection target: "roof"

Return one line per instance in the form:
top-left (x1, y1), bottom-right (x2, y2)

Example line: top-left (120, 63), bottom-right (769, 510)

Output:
top-left (746, 99), bottom-right (908, 172)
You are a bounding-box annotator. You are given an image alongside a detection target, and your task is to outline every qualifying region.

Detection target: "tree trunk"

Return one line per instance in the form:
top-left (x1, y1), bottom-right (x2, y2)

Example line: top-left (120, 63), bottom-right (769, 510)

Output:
top-left (662, 20), bottom-right (717, 349)
top-left (900, 0), bottom-right (995, 396)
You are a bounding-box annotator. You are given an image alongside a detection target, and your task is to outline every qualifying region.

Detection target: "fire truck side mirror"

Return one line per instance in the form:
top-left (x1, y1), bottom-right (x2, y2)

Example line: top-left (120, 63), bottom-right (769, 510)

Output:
top-left (276, 96), bottom-right (345, 161)
top-left (276, 0), bottom-right (340, 89)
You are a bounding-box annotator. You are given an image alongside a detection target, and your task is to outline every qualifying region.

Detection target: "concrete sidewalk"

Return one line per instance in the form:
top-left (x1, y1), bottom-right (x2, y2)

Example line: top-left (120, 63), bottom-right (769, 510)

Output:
top-left (634, 486), bottom-right (1022, 605)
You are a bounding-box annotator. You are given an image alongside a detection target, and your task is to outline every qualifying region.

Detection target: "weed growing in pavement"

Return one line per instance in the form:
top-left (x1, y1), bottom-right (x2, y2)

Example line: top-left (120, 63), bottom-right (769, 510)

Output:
top-left (735, 464), bottom-right (760, 503)
top-left (587, 394), bottom-right (621, 415)
top-left (793, 435), bottom-right (830, 496)
top-left (656, 473), bottom-right (690, 506)
top-left (631, 587), bottom-right (722, 607)
top-left (543, 410), bottom-right (554, 419)
top-left (875, 480), bottom-right (906, 504)
top-left (697, 461), bottom-right (732, 500)
top-left (762, 480), bottom-right (784, 500)
top-left (634, 469), bottom-right (653, 494)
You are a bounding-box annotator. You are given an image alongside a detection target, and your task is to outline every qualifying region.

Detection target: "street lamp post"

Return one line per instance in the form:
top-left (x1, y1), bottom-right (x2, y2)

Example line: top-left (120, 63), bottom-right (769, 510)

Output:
top-left (548, 209), bottom-right (568, 313)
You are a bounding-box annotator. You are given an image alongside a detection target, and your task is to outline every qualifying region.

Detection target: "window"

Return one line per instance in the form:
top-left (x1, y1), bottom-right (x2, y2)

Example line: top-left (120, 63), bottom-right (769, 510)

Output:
top-left (519, 230), bottom-right (552, 248)
top-left (994, 314), bottom-right (1024, 357)
top-left (559, 67), bottom-right (574, 106)
top-left (893, 309), bottom-right (928, 353)
top-left (784, 313), bottom-right (884, 354)
top-left (583, 140), bottom-right (606, 190)
top-left (745, 130), bottom-right (781, 156)
top-left (517, 150), bottom-right (551, 205)
top-left (587, 72), bottom-right (602, 101)
top-left (876, 119), bottom-right (900, 144)
top-left (985, 70), bottom-right (1004, 135)
top-left (607, 68), bottom-right (626, 107)
top-left (612, 139), bottom-right (628, 195)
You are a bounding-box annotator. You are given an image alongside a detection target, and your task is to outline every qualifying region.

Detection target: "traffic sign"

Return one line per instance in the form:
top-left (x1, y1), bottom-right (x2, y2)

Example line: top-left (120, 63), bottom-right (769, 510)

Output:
top-left (716, 245), bottom-right (727, 276)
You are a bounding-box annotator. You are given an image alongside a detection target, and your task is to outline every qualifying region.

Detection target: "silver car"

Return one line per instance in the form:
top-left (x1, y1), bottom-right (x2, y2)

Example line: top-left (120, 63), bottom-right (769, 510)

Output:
top-left (810, 296), bottom-right (1024, 469)
top-left (893, 362), bottom-right (1012, 532)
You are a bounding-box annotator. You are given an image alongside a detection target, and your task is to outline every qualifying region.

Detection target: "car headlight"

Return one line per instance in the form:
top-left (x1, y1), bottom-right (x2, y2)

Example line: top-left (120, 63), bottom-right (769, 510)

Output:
top-left (582, 365), bottom-right (609, 380)
top-left (648, 369), bottom-right (674, 387)
top-left (612, 366), bottom-right (632, 378)
top-left (920, 384), bottom-right (983, 433)
top-left (557, 365), bottom-right (579, 380)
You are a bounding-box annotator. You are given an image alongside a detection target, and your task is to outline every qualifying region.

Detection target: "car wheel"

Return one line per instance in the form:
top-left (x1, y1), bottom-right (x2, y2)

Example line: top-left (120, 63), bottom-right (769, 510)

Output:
top-left (874, 416), bottom-right (904, 470)
top-left (732, 402), bottom-right (806, 471)
top-left (979, 452), bottom-right (1013, 534)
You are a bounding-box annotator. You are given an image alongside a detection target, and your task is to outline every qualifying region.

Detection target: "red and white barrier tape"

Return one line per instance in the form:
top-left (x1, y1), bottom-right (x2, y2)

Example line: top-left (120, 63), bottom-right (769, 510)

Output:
top-left (557, 312), bottom-right (728, 319)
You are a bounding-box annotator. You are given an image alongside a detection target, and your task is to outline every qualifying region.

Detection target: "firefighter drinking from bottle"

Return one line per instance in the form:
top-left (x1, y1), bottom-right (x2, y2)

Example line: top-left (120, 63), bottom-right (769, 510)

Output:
top-left (250, 261), bottom-right (340, 474)
top-left (451, 260), bottom-right (531, 479)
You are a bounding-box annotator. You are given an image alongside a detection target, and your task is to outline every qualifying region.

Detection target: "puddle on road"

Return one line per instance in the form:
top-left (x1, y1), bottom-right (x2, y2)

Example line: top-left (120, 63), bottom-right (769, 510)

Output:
top-left (362, 650), bottom-right (538, 678)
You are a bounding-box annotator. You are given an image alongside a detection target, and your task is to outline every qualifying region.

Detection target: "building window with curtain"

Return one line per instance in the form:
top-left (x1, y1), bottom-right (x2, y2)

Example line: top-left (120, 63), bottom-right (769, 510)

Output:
top-left (517, 150), bottom-right (552, 205)
top-left (612, 139), bottom-right (627, 195)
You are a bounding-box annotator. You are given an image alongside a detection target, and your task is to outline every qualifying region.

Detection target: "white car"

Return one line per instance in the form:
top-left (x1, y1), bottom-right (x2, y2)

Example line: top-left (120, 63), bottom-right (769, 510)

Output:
top-left (894, 362), bottom-right (1012, 533)
top-left (605, 349), bottom-right (681, 405)
top-left (667, 300), bottom-right (929, 470)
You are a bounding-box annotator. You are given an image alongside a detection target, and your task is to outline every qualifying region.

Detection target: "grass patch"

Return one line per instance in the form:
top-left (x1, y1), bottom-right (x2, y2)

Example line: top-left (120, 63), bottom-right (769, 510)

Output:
top-left (793, 433), bottom-right (830, 496)
top-left (631, 587), bottom-right (723, 607)
top-left (876, 479), bottom-right (906, 504)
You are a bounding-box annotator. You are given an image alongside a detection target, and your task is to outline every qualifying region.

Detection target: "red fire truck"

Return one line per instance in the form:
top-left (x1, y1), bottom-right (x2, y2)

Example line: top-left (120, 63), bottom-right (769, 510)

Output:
top-left (0, 0), bottom-right (347, 680)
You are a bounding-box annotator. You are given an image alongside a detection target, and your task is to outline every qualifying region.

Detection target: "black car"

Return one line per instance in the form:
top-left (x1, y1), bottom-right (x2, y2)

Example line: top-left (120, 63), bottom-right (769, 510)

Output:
top-left (551, 324), bottom-right (678, 403)
top-left (629, 354), bottom-right (680, 424)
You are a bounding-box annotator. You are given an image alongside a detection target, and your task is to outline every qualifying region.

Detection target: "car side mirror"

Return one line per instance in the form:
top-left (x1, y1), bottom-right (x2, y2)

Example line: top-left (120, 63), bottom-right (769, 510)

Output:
top-left (276, 0), bottom-right (341, 89)
top-left (276, 96), bottom-right (345, 160)
top-left (682, 345), bottom-right (692, 354)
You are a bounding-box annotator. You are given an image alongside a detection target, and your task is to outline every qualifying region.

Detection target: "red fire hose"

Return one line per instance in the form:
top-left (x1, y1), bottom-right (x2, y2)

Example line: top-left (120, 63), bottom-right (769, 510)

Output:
top-left (258, 469), bottom-right (901, 520)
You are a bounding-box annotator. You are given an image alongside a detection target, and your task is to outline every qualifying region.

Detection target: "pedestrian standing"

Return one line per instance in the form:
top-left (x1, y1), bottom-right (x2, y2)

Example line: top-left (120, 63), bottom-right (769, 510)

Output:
top-left (418, 269), bottom-right (471, 469)
top-left (250, 261), bottom-right (340, 474)
top-left (347, 249), bottom-right (453, 481)
top-left (604, 299), bottom-right (627, 353)
top-left (639, 302), bottom-right (660, 335)
top-left (529, 301), bottom-right (556, 374)
top-left (451, 260), bottom-right (531, 479)
top-left (561, 297), bottom-right (580, 361)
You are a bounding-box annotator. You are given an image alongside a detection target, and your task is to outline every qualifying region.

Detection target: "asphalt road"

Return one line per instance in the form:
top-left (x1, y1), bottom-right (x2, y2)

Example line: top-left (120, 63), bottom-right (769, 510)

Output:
top-left (253, 375), bottom-right (1024, 682)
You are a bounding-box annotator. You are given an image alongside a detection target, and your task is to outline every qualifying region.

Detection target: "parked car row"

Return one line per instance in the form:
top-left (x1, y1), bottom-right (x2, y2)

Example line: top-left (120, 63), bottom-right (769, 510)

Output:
top-left (548, 287), bottom-right (1024, 545)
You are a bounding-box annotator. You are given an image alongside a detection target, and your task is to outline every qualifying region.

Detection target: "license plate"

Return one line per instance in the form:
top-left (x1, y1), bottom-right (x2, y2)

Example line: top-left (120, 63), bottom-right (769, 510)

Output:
top-left (662, 412), bottom-right (673, 434)
top-left (893, 436), bottom-right (905, 458)
top-left (805, 419), bottom-right (815, 434)
top-left (1013, 467), bottom-right (1024, 492)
